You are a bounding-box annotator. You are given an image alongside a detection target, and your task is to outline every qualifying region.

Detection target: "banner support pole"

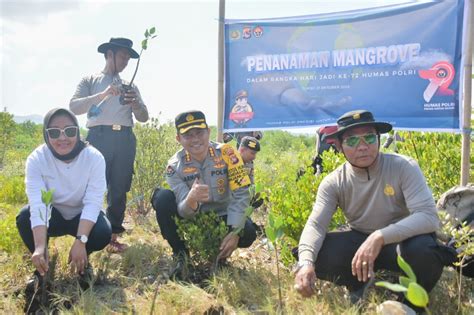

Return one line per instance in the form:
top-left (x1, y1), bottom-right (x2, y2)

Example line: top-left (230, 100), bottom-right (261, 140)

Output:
top-left (460, 0), bottom-right (473, 186)
top-left (217, 0), bottom-right (225, 142)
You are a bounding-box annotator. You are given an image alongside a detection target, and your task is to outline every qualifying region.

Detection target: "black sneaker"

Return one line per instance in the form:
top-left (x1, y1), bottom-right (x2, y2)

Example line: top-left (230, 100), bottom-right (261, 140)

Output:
top-left (25, 271), bottom-right (42, 295)
top-left (170, 251), bottom-right (189, 281)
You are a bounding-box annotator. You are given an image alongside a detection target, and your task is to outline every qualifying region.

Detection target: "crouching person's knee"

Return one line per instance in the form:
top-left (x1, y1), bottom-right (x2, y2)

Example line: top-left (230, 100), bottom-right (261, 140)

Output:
top-left (151, 188), bottom-right (176, 212)
top-left (87, 213), bottom-right (112, 253)
top-left (238, 219), bottom-right (257, 248)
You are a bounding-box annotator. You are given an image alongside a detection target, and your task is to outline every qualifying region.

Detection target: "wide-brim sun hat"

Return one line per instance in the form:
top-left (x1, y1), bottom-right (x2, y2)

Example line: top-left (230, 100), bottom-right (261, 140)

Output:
top-left (97, 37), bottom-right (139, 59)
top-left (325, 110), bottom-right (392, 139)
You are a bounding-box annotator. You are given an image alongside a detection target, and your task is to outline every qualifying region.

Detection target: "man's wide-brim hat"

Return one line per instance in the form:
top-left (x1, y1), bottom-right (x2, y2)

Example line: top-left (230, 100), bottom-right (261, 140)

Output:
top-left (175, 110), bottom-right (209, 134)
top-left (97, 37), bottom-right (139, 59)
top-left (325, 110), bottom-right (392, 139)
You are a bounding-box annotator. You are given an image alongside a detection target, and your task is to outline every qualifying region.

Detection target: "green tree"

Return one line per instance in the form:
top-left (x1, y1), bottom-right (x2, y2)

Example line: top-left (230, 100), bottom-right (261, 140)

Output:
top-left (0, 112), bottom-right (16, 168)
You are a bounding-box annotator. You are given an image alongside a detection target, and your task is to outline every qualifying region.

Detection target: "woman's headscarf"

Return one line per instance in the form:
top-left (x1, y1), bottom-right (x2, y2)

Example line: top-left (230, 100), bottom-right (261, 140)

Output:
top-left (43, 108), bottom-right (86, 161)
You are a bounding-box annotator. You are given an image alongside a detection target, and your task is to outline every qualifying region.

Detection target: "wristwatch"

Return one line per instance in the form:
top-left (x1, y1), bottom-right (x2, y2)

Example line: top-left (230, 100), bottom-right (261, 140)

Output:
top-left (76, 235), bottom-right (88, 244)
top-left (293, 260), bottom-right (314, 273)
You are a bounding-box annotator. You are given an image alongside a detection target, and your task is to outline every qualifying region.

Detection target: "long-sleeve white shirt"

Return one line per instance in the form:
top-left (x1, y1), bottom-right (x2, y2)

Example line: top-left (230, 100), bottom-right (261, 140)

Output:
top-left (25, 144), bottom-right (106, 228)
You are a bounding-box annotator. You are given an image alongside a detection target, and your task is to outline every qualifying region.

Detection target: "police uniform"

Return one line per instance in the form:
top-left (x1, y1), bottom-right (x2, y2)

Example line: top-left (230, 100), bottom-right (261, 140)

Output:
top-left (167, 142), bottom-right (251, 226)
top-left (239, 136), bottom-right (264, 208)
top-left (240, 136), bottom-right (260, 183)
top-left (152, 111), bottom-right (257, 255)
top-left (70, 38), bottom-right (149, 236)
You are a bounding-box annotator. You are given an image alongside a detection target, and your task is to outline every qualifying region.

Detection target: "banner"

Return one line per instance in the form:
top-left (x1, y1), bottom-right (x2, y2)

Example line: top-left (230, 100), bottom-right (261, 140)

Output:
top-left (223, 0), bottom-right (467, 132)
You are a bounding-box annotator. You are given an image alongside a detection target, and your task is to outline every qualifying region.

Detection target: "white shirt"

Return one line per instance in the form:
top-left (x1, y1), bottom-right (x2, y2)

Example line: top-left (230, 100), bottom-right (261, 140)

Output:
top-left (25, 144), bottom-right (106, 228)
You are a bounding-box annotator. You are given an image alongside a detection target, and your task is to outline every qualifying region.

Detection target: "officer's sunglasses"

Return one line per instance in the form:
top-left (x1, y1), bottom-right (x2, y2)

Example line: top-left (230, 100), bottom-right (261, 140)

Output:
top-left (46, 126), bottom-right (79, 139)
top-left (342, 133), bottom-right (377, 147)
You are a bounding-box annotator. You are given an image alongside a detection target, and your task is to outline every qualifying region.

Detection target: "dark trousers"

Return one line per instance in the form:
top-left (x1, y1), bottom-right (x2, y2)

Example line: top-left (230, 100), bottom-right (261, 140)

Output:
top-left (16, 205), bottom-right (112, 254)
top-left (87, 126), bottom-right (136, 234)
top-left (313, 230), bottom-right (456, 292)
top-left (151, 188), bottom-right (257, 255)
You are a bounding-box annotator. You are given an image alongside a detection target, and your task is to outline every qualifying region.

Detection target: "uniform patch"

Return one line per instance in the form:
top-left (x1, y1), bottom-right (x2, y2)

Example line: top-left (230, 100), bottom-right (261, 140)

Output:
top-left (384, 184), bottom-right (395, 196)
top-left (217, 178), bottom-right (226, 194)
top-left (220, 143), bottom-right (251, 190)
top-left (214, 162), bottom-right (226, 169)
top-left (166, 165), bottom-right (175, 177)
top-left (183, 167), bottom-right (198, 174)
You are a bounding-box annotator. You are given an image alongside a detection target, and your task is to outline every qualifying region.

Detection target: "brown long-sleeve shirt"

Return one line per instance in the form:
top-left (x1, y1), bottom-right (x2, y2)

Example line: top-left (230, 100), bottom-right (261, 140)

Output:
top-left (298, 153), bottom-right (440, 263)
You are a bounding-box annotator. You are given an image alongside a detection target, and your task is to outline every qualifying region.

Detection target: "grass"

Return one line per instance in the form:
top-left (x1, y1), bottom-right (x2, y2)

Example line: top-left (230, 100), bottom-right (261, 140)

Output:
top-left (1, 207), bottom-right (473, 314)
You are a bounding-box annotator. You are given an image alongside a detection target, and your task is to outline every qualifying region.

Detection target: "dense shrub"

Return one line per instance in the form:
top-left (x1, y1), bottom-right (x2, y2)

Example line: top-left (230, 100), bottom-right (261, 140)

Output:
top-left (0, 203), bottom-right (24, 254)
top-left (130, 117), bottom-right (179, 215)
top-left (0, 175), bottom-right (26, 204)
top-left (175, 211), bottom-right (228, 265)
top-left (391, 131), bottom-right (462, 200)
top-left (261, 149), bottom-right (346, 258)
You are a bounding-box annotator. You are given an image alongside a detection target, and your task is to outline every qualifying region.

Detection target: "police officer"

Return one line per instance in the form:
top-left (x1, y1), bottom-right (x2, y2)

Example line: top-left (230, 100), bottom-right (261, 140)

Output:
top-left (151, 111), bottom-right (257, 272)
top-left (238, 136), bottom-right (260, 184)
top-left (70, 37), bottom-right (149, 252)
top-left (223, 131), bottom-right (263, 149)
top-left (238, 136), bottom-right (264, 209)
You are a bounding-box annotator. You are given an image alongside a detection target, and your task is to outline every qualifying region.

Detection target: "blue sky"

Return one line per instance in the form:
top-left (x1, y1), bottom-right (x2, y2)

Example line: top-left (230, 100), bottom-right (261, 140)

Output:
top-left (1, 0), bottom-right (408, 127)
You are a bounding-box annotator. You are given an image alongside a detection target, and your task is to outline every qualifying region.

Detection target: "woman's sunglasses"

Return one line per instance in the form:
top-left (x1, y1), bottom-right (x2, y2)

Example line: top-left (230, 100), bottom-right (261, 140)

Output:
top-left (46, 126), bottom-right (79, 139)
top-left (342, 133), bottom-right (377, 147)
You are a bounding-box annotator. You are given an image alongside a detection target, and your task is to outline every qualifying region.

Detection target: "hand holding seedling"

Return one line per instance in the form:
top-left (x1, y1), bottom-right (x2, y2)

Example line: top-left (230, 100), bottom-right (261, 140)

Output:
top-left (32, 244), bottom-right (48, 276)
top-left (217, 232), bottom-right (239, 259)
top-left (123, 88), bottom-right (140, 109)
top-left (294, 265), bottom-right (316, 297)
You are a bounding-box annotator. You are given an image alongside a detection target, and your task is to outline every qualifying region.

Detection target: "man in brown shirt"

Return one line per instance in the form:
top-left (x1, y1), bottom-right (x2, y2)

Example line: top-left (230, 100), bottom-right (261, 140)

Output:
top-left (294, 110), bottom-right (456, 307)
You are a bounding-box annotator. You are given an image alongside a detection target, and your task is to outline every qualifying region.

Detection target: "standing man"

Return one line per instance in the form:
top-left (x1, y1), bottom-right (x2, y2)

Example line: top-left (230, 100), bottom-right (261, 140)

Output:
top-left (294, 110), bottom-right (455, 308)
top-left (151, 110), bottom-right (257, 277)
top-left (70, 37), bottom-right (149, 252)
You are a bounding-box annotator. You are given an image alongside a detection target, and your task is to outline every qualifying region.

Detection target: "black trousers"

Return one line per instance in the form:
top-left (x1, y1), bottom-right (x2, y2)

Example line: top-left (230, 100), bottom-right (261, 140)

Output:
top-left (16, 205), bottom-right (112, 254)
top-left (87, 126), bottom-right (136, 234)
top-left (312, 230), bottom-right (456, 292)
top-left (151, 188), bottom-right (257, 255)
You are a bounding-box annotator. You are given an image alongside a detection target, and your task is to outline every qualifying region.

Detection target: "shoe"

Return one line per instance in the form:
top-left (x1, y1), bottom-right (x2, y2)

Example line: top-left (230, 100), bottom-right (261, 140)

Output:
top-left (25, 271), bottom-right (42, 295)
top-left (107, 236), bottom-right (129, 253)
top-left (170, 251), bottom-right (189, 281)
top-left (348, 276), bottom-right (376, 304)
top-left (78, 264), bottom-right (95, 290)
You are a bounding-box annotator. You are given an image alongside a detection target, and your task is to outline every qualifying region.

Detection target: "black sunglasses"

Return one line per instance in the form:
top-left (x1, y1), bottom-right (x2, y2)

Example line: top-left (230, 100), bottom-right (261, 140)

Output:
top-left (46, 126), bottom-right (79, 139)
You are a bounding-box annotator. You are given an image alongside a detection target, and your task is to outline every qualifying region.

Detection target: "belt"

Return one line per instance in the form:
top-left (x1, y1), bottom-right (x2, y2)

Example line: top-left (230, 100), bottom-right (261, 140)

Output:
top-left (89, 125), bottom-right (132, 132)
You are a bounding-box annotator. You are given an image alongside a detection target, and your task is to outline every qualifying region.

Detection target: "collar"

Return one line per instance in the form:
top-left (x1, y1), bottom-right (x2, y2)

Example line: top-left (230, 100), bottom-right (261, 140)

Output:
top-left (183, 144), bottom-right (216, 164)
top-left (347, 153), bottom-right (383, 180)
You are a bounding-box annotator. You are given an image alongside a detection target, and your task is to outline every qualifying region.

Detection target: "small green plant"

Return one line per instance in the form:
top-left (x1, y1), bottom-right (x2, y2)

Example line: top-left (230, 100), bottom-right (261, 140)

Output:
top-left (376, 255), bottom-right (430, 313)
top-left (175, 211), bottom-right (228, 266)
top-left (128, 26), bottom-right (157, 87)
top-left (39, 189), bottom-right (54, 306)
top-left (230, 184), bottom-right (260, 237)
top-left (265, 211), bottom-right (285, 313)
top-left (448, 221), bottom-right (474, 311)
